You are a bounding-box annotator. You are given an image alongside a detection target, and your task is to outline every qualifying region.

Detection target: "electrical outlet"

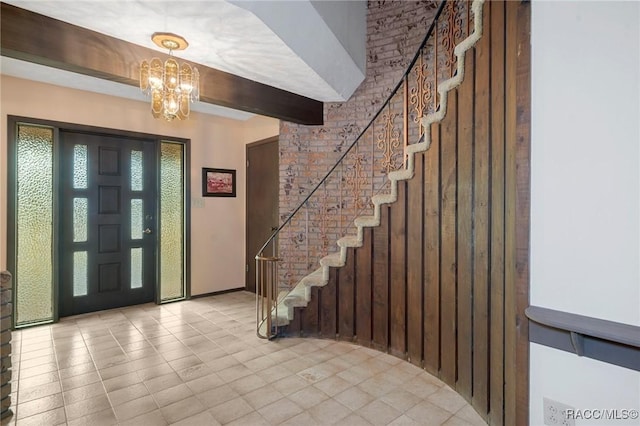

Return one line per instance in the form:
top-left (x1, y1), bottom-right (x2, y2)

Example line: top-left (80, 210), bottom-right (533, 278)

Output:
top-left (544, 397), bottom-right (576, 426)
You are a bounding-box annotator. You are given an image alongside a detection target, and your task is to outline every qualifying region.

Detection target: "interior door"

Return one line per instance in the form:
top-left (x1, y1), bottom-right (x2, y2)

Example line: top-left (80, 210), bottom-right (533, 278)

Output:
top-left (246, 137), bottom-right (279, 293)
top-left (59, 131), bottom-right (157, 316)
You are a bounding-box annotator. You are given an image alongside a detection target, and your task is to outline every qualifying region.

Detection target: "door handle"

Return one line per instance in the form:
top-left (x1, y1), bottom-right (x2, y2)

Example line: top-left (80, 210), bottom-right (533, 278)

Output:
top-left (143, 228), bottom-right (152, 234)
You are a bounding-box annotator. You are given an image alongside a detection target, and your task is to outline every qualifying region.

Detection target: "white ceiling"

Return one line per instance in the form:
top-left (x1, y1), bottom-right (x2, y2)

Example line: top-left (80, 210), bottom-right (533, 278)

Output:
top-left (1, 0), bottom-right (366, 120)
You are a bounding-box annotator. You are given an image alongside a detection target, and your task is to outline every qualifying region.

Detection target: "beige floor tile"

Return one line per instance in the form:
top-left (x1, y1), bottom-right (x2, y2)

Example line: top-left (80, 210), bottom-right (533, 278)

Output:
top-left (242, 385), bottom-right (285, 410)
top-left (334, 386), bottom-right (375, 411)
top-left (13, 407), bottom-right (66, 426)
top-left (152, 383), bottom-right (193, 407)
top-left (67, 407), bottom-right (118, 426)
top-left (308, 398), bottom-right (352, 425)
top-left (17, 393), bottom-right (64, 420)
top-left (184, 372), bottom-right (224, 394)
top-left (428, 386), bottom-right (469, 414)
top-left (17, 380), bottom-right (61, 403)
top-left (63, 382), bottom-right (106, 405)
top-left (65, 394), bottom-right (111, 421)
top-left (61, 370), bottom-right (101, 391)
top-left (160, 395), bottom-right (206, 424)
top-left (144, 372), bottom-right (183, 394)
top-left (454, 405), bottom-right (487, 426)
top-left (388, 414), bottom-right (423, 425)
top-left (228, 374), bottom-right (268, 395)
top-left (340, 413), bottom-right (374, 426)
top-left (102, 372), bottom-right (143, 393)
top-left (168, 354), bottom-right (202, 371)
top-left (405, 400), bottom-right (454, 425)
top-left (255, 364), bottom-right (291, 384)
top-left (358, 400), bottom-right (403, 426)
top-left (258, 397), bottom-right (303, 424)
top-left (314, 374), bottom-right (353, 397)
top-left (208, 396), bottom-right (254, 424)
top-left (118, 409), bottom-right (169, 426)
top-left (136, 362), bottom-right (174, 381)
top-left (176, 363), bottom-right (215, 382)
top-left (196, 384), bottom-right (240, 407)
top-left (169, 410), bottom-right (220, 426)
top-left (113, 395), bottom-right (158, 421)
top-left (279, 411), bottom-right (320, 426)
top-left (288, 385), bottom-right (329, 410)
top-left (58, 362), bottom-right (96, 380)
top-left (443, 416), bottom-right (476, 426)
top-left (107, 382), bottom-right (149, 407)
top-left (225, 410), bottom-right (268, 426)
top-left (271, 374), bottom-right (309, 396)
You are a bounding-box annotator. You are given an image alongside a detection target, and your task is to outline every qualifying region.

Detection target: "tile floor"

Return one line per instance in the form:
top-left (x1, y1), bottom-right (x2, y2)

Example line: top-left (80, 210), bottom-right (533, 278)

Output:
top-left (2, 291), bottom-right (486, 425)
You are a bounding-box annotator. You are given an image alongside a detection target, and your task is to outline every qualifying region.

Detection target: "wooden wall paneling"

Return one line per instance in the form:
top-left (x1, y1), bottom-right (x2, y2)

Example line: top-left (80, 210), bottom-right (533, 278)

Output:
top-left (472, 0), bottom-right (491, 414)
top-left (439, 88), bottom-right (459, 386)
top-left (356, 228), bottom-right (373, 346)
top-left (406, 153), bottom-right (425, 366)
top-left (390, 183), bottom-right (407, 358)
top-left (372, 206), bottom-right (390, 351)
top-left (489, 2), bottom-right (506, 424)
top-left (288, 307), bottom-right (302, 335)
top-left (338, 249), bottom-right (356, 341)
top-left (319, 269), bottom-right (338, 338)
top-left (424, 124), bottom-right (441, 376)
top-left (302, 286), bottom-right (320, 336)
top-left (456, 47), bottom-right (476, 400)
top-left (514, 2), bottom-right (532, 424)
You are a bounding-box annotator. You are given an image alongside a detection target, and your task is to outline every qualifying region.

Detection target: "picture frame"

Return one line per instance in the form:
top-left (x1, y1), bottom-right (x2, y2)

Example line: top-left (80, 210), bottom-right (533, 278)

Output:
top-left (202, 168), bottom-right (236, 197)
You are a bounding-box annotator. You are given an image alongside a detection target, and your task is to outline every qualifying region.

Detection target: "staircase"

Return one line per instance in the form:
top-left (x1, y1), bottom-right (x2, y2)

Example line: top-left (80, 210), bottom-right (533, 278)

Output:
top-left (257, 0), bottom-right (485, 337)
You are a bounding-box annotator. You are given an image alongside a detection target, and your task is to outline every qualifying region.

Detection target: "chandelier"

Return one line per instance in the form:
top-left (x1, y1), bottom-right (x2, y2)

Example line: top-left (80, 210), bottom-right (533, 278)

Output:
top-left (140, 33), bottom-right (199, 121)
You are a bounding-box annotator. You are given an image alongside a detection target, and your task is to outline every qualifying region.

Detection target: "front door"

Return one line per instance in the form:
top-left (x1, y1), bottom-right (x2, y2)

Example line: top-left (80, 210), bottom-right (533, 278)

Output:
top-left (59, 131), bottom-right (157, 316)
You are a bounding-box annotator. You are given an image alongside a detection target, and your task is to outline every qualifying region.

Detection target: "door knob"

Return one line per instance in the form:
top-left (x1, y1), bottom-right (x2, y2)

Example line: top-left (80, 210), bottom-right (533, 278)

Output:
top-left (143, 228), bottom-right (152, 234)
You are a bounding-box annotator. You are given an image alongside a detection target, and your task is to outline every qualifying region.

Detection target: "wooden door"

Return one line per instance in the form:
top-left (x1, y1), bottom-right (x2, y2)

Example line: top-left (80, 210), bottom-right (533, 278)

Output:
top-left (246, 137), bottom-right (279, 293)
top-left (59, 131), bottom-right (157, 316)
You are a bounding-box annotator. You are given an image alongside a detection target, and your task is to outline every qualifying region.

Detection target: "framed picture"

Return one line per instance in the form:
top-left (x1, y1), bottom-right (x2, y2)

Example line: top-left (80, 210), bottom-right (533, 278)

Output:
top-left (202, 168), bottom-right (236, 197)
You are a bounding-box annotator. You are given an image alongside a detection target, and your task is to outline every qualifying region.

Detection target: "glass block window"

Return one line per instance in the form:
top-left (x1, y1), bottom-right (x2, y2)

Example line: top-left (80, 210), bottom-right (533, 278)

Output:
top-left (131, 199), bottom-right (143, 240)
top-left (160, 142), bottom-right (185, 301)
top-left (73, 198), bottom-right (88, 242)
top-left (131, 150), bottom-right (143, 191)
top-left (15, 124), bottom-right (54, 326)
top-left (131, 248), bottom-right (143, 289)
top-left (73, 144), bottom-right (88, 189)
top-left (73, 251), bottom-right (88, 296)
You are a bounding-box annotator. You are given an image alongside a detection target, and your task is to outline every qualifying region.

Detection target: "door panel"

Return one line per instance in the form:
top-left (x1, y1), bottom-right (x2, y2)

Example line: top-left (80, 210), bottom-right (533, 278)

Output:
top-left (246, 138), bottom-right (279, 293)
top-left (59, 131), bottom-right (157, 316)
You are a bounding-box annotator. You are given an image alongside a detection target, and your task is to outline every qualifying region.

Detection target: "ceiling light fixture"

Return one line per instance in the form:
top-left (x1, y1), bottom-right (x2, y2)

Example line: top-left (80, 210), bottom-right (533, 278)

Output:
top-left (140, 32), bottom-right (199, 121)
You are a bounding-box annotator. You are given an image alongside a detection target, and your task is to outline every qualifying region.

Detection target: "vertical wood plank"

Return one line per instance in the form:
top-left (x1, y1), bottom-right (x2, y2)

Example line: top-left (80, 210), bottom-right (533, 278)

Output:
top-left (356, 228), bottom-right (373, 346)
top-left (515, 2), bottom-right (532, 424)
top-left (424, 124), bottom-right (441, 376)
top-left (319, 269), bottom-right (337, 338)
top-left (372, 205), bottom-right (390, 351)
top-left (302, 286), bottom-right (320, 336)
top-left (439, 89), bottom-right (458, 386)
top-left (390, 182), bottom-right (407, 358)
top-left (504, 2), bottom-right (519, 424)
top-left (456, 48), bottom-right (475, 400)
top-left (489, 2), bottom-right (506, 425)
top-left (407, 153), bottom-right (424, 366)
top-left (472, 0), bottom-right (491, 415)
top-left (339, 248), bottom-right (356, 341)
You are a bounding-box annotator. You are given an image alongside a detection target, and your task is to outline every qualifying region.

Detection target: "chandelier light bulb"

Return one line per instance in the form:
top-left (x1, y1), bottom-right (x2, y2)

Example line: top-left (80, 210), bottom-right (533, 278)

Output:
top-left (139, 33), bottom-right (199, 121)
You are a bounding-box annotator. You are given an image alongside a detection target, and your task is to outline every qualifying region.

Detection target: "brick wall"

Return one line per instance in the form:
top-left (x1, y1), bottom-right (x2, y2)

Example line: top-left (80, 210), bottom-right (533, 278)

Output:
top-left (278, 1), bottom-right (444, 288)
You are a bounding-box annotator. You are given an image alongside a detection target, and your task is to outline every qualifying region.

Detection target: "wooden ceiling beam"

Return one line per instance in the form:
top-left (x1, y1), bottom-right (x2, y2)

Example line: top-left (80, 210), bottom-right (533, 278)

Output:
top-left (0, 2), bottom-right (323, 125)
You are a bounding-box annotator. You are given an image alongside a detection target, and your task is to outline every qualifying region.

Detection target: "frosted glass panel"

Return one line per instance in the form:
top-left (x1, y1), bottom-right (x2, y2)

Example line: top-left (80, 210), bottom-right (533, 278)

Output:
top-left (131, 199), bottom-right (143, 240)
top-left (73, 144), bottom-right (88, 189)
top-left (73, 251), bottom-right (88, 296)
top-left (16, 125), bottom-right (54, 326)
top-left (131, 150), bottom-right (143, 191)
top-left (160, 142), bottom-right (184, 301)
top-left (131, 248), bottom-right (143, 289)
top-left (73, 198), bottom-right (88, 242)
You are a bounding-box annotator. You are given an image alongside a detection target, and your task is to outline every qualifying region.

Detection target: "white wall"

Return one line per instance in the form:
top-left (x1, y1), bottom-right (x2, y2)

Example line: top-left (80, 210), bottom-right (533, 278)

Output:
top-left (531, 2), bottom-right (640, 425)
top-left (1, 76), bottom-right (277, 297)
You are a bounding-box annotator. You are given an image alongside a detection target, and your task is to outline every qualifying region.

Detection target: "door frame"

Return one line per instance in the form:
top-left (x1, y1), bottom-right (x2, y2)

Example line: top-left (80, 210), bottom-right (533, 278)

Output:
top-left (6, 116), bottom-right (191, 325)
top-left (245, 136), bottom-right (279, 292)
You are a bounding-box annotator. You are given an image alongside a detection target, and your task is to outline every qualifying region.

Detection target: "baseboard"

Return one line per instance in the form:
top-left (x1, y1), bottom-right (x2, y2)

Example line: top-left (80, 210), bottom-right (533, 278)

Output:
top-left (190, 287), bottom-right (247, 299)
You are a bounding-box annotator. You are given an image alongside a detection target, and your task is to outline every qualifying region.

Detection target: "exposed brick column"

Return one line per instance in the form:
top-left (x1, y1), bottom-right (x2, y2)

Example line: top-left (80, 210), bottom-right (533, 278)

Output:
top-left (0, 271), bottom-right (12, 419)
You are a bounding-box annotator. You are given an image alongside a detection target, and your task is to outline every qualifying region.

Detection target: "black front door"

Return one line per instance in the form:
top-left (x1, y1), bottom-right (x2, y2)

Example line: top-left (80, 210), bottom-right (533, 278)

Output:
top-left (59, 131), bottom-right (157, 316)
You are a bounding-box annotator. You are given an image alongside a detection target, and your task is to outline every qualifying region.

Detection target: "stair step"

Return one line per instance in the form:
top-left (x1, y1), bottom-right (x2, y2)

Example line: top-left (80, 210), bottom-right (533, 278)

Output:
top-left (320, 253), bottom-right (342, 267)
top-left (354, 215), bottom-right (377, 227)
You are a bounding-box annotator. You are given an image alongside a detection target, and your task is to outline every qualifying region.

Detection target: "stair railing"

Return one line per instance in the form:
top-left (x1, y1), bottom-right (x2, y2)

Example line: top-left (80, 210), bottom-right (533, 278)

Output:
top-left (256, 0), bottom-right (475, 338)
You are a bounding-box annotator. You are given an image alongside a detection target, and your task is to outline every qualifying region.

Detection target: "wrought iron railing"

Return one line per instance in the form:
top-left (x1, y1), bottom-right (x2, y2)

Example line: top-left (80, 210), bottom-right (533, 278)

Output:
top-left (257, 0), bottom-right (475, 338)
